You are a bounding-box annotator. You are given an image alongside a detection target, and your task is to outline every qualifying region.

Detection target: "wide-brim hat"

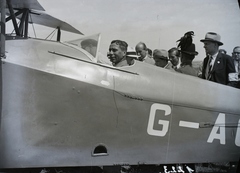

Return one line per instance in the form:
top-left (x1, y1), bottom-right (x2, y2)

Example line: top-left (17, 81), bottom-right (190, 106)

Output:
top-left (126, 47), bottom-right (139, 59)
top-left (200, 32), bottom-right (223, 46)
top-left (180, 43), bottom-right (198, 56)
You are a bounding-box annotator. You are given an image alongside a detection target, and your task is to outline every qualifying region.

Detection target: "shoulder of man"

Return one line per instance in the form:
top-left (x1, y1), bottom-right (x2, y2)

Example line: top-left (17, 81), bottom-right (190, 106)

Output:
top-left (147, 54), bottom-right (152, 59)
top-left (217, 52), bottom-right (232, 60)
top-left (176, 66), bottom-right (183, 73)
top-left (216, 53), bottom-right (235, 66)
top-left (144, 56), bottom-right (155, 65)
top-left (115, 58), bottom-right (129, 67)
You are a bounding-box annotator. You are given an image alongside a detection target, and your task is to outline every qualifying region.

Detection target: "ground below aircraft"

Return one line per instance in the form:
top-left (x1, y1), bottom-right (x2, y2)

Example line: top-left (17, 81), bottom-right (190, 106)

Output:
top-left (0, 0), bottom-right (239, 173)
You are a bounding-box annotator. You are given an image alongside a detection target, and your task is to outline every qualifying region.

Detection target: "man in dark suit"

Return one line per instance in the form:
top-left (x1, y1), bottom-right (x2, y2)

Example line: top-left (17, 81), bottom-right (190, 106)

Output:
top-left (232, 46), bottom-right (240, 88)
top-left (200, 32), bottom-right (237, 87)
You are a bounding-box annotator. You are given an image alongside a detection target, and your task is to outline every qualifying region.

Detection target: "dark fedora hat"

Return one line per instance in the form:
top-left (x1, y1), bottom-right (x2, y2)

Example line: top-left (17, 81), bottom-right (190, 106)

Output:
top-left (180, 43), bottom-right (198, 56)
top-left (200, 32), bottom-right (223, 46)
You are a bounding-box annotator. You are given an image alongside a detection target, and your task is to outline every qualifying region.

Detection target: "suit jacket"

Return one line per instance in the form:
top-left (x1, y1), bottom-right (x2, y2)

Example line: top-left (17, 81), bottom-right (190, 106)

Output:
top-left (202, 53), bottom-right (236, 85)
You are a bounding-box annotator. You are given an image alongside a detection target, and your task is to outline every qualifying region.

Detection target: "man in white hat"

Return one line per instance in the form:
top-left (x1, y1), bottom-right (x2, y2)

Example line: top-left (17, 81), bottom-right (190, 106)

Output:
top-left (200, 32), bottom-right (237, 87)
top-left (126, 47), bottom-right (139, 65)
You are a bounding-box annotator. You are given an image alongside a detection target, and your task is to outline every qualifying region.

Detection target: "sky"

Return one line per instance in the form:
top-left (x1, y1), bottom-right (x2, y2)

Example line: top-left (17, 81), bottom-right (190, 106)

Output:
top-left (13, 0), bottom-right (240, 61)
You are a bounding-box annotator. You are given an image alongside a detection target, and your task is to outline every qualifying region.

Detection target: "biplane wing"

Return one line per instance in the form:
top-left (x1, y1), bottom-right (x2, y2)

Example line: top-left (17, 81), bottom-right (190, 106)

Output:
top-left (0, 0), bottom-right (239, 172)
top-left (4, 0), bottom-right (45, 11)
top-left (15, 10), bottom-right (83, 35)
top-left (4, 0), bottom-right (83, 35)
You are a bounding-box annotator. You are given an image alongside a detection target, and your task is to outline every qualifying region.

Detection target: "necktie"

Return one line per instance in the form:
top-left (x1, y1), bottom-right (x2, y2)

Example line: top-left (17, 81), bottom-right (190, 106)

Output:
top-left (207, 56), bottom-right (213, 80)
top-left (238, 61), bottom-right (240, 79)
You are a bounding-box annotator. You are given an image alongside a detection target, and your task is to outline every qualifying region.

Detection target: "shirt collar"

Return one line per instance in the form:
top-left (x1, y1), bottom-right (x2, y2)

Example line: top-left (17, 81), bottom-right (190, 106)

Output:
top-left (210, 52), bottom-right (218, 60)
top-left (164, 62), bottom-right (171, 69)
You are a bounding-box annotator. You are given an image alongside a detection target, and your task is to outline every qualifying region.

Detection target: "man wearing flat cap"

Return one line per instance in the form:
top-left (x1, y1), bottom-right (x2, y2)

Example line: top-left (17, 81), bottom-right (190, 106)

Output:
top-left (153, 49), bottom-right (172, 69)
top-left (200, 32), bottom-right (237, 87)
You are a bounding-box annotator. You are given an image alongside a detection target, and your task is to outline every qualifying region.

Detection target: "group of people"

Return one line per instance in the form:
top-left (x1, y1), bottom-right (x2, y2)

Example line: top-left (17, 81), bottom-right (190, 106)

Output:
top-left (107, 32), bottom-right (240, 89)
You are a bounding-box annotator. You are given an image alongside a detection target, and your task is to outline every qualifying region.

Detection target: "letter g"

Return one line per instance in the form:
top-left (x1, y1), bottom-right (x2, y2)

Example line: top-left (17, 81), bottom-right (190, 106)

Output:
top-left (147, 103), bottom-right (171, 137)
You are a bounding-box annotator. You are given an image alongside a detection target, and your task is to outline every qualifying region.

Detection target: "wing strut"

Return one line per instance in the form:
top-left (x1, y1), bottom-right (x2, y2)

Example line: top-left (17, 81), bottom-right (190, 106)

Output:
top-left (6, 0), bottom-right (20, 36)
top-left (6, 0), bottom-right (30, 38)
top-left (1, 0), bottom-right (6, 58)
top-left (57, 26), bottom-right (61, 42)
top-left (0, 0), bottom-right (5, 128)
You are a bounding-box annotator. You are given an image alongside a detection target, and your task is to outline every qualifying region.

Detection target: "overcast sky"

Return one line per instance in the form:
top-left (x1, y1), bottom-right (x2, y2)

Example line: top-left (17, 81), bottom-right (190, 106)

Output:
top-left (30, 0), bottom-right (240, 61)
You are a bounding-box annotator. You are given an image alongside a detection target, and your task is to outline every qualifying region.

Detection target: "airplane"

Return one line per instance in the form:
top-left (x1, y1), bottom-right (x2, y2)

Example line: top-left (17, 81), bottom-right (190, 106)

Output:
top-left (0, 0), bottom-right (240, 173)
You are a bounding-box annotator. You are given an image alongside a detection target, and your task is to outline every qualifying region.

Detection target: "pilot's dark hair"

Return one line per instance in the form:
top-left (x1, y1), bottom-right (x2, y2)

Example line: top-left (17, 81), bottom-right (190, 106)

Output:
top-left (81, 39), bottom-right (97, 47)
top-left (111, 40), bottom-right (128, 51)
top-left (168, 47), bottom-right (180, 57)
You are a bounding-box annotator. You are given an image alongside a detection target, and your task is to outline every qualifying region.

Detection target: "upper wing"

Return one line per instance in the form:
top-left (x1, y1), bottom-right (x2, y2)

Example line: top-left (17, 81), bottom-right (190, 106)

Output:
top-left (26, 10), bottom-right (83, 35)
top-left (4, 0), bottom-right (83, 35)
top-left (6, 0), bottom-right (45, 11)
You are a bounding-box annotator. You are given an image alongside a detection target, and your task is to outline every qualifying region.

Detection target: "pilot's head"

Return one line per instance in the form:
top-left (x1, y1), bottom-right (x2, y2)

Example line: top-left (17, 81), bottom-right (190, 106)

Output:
top-left (108, 40), bottom-right (128, 66)
top-left (153, 49), bottom-right (168, 68)
top-left (135, 42), bottom-right (148, 61)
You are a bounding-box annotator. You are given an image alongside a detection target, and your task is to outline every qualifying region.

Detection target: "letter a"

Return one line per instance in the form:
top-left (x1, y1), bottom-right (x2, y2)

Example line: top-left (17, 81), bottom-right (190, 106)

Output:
top-left (207, 113), bottom-right (225, 145)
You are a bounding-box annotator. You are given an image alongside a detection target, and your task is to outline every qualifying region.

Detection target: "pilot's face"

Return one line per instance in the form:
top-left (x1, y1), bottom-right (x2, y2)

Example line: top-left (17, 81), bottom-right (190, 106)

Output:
top-left (232, 47), bottom-right (240, 61)
top-left (169, 51), bottom-right (179, 66)
top-left (108, 43), bottom-right (125, 66)
top-left (203, 41), bottom-right (218, 55)
top-left (135, 45), bottom-right (147, 60)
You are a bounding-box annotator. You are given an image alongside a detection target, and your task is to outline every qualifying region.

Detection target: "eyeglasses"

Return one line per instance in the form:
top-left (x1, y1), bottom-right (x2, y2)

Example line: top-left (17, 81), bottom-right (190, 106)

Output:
top-left (233, 52), bottom-right (240, 55)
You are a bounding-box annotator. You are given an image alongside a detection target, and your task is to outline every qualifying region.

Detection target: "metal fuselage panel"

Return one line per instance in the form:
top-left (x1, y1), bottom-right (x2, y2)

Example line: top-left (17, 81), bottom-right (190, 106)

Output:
top-left (0, 39), bottom-right (239, 168)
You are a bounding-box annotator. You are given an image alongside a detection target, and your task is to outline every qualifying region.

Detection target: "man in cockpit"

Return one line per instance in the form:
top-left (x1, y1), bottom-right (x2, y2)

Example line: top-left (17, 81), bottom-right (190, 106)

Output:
top-left (108, 40), bottom-right (129, 67)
